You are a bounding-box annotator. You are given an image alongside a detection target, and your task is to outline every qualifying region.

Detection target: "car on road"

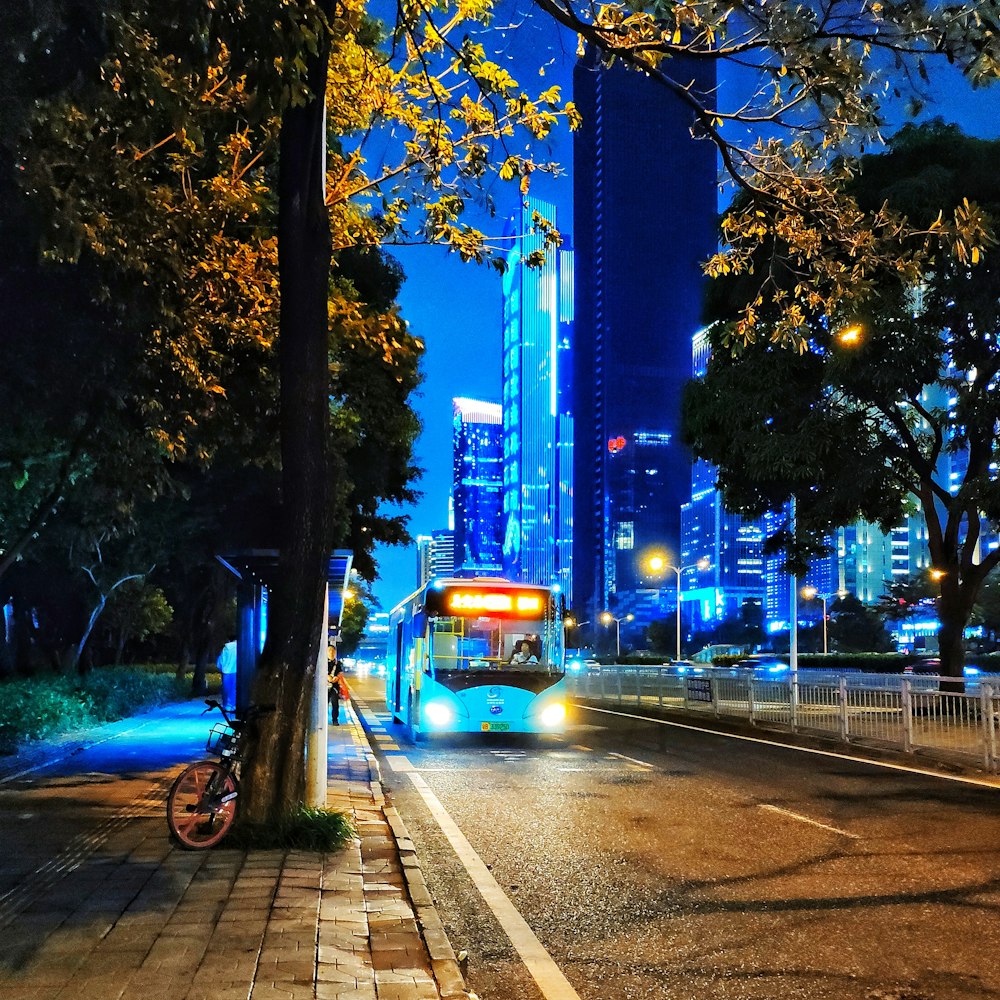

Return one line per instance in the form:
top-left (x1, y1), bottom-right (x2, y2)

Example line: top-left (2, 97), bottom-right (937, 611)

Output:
top-left (568, 657), bottom-right (601, 673)
top-left (733, 655), bottom-right (789, 674)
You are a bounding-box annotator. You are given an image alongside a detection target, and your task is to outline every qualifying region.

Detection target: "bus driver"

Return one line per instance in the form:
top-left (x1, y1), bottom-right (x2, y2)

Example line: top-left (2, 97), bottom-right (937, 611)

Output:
top-left (509, 640), bottom-right (538, 665)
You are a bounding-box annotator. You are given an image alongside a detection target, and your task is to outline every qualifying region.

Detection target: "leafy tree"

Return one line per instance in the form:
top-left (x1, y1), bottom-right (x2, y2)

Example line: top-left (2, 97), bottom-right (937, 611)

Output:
top-left (15, 0), bottom-right (577, 824)
top-left (102, 581), bottom-right (174, 665)
top-left (876, 570), bottom-right (940, 624)
top-left (684, 124), bottom-right (1000, 678)
top-left (336, 596), bottom-right (371, 658)
top-left (828, 594), bottom-right (895, 654)
top-left (535, 0), bottom-right (999, 344)
top-left (646, 620), bottom-right (673, 655)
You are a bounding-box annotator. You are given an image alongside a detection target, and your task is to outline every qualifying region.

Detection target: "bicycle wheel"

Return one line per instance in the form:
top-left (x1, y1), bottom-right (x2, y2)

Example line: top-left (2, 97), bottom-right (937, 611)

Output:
top-left (167, 761), bottom-right (238, 849)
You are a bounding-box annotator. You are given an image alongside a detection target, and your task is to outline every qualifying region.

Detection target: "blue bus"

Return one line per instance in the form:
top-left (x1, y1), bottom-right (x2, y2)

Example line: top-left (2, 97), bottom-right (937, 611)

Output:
top-left (386, 579), bottom-right (566, 736)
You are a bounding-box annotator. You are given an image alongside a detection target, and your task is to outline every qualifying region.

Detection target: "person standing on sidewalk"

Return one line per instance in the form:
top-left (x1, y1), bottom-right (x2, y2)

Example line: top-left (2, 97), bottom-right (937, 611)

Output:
top-left (329, 661), bottom-right (349, 725)
top-left (216, 636), bottom-right (237, 712)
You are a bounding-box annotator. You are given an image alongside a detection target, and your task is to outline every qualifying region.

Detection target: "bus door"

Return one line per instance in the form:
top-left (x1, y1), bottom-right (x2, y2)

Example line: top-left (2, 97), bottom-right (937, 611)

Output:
top-left (393, 622), bottom-right (404, 714)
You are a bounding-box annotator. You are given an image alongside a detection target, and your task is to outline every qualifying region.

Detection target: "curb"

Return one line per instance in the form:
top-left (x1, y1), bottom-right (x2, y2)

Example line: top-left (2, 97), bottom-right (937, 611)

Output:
top-left (350, 698), bottom-right (474, 1000)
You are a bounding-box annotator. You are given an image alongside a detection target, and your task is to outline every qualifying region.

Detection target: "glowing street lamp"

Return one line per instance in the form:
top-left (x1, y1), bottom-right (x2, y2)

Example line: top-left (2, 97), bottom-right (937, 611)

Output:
top-left (837, 325), bottom-right (863, 346)
top-left (646, 554), bottom-right (711, 662)
top-left (800, 586), bottom-right (847, 655)
top-left (600, 612), bottom-right (634, 659)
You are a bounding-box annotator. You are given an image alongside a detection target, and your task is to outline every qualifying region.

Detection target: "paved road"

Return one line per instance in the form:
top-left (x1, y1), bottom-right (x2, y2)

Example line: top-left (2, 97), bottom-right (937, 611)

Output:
top-left (352, 673), bottom-right (1000, 1000)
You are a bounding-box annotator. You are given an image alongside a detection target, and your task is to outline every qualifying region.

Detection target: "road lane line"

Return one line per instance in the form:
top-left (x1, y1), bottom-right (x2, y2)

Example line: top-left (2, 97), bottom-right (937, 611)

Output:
top-left (758, 804), bottom-right (860, 839)
top-left (577, 704), bottom-right (1000, 791)
top-left (408, 772), bottom-right (582, 1000)
top-left (385, 755), bottom-right (416, 772)
top-left (607, 751), bottom-right (654, 769)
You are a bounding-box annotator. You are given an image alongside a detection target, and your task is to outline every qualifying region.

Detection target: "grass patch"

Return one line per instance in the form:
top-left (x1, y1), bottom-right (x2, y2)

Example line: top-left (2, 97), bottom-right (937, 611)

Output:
top-left (0, 666), bottom-right (185, 752)
top-left (228, 806), bottom-right (355, 852)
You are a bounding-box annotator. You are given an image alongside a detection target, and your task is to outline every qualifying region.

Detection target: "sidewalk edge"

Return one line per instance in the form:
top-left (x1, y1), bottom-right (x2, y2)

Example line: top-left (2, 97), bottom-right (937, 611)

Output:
top-left (351, 699), bottom-right (473, 1000)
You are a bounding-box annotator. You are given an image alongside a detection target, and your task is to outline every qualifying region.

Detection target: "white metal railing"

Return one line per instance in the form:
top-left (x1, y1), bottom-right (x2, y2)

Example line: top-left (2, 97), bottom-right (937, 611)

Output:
top-left (566, 665), bottom-right (1000, 773)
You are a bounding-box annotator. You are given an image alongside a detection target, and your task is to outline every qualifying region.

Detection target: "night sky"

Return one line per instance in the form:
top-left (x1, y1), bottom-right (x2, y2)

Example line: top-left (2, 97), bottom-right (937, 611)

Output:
top-left (370, 8), bottom-right (1000, 613)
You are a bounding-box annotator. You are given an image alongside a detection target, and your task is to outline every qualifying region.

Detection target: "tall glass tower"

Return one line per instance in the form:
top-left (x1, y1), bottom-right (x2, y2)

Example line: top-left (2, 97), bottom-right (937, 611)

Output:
top-left (680, 328), bottom-right (766, 630)
top-left (572, 49), bottom-right (718, 623)
top-left (452, 397), bottom-right (504, 577)
top-left (501, 197), bottom-right (574, 598)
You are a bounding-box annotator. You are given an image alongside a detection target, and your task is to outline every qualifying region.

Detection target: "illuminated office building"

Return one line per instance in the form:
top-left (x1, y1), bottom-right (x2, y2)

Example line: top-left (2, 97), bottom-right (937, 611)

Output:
top-left (572, 48), bottom-right (717, 623)
top-left (416, 529), bottom-right (455, 589)
top-left (501, 197), bottom-right (574, 597)
top-left (680, 328), bottom-right (766, 631)
top-left (452, 397), bottom-right (504, 577)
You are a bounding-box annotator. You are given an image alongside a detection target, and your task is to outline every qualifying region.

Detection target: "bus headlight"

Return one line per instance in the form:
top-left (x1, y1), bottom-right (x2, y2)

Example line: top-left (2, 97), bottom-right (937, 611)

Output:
top-left (539, 702), bottom-right (566, 727)
top-left (424, 701), bottom-right (454, 727)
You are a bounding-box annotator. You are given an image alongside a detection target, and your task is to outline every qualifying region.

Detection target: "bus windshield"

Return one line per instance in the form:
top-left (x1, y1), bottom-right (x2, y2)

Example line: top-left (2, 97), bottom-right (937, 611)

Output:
top-left (429, 616), bottom-right (554, 672)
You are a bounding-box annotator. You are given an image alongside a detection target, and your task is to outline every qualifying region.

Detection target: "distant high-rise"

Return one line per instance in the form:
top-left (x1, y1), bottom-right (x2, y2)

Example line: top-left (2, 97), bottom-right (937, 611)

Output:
top-left (680, 328), bottom-right (766, 631)
top-left (572, 48), bottom-right (717, 622)
top-left (501, 197), bottom-right (574, 597)
top-left (452, 397), bottom-right (504, 577)
top-left (415, 529), bottom-right (455, 589)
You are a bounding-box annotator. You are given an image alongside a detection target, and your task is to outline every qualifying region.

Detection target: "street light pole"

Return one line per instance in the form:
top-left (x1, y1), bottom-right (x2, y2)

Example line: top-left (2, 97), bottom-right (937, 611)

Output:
top-left (801, 587), bottom-right (847, 655)
top-left (649, 556), bottom-right (711, 663)
top-left (600, 612), bottom-right (633, 659)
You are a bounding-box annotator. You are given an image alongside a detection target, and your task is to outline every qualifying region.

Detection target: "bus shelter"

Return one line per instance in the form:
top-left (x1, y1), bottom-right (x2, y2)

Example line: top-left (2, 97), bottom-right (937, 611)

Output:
top-left (216, 549), bottom-right (354, 712)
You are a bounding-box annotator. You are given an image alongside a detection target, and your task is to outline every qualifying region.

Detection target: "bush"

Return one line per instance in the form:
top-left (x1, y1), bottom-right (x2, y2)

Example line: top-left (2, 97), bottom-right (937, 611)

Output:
top-left (228, 806), bottom-right (355, 852)
top-left (0, 666), bottom-right (185, 750)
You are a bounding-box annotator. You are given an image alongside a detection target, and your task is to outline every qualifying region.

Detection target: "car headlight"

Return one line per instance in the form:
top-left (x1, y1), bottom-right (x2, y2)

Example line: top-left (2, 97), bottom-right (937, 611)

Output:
top-left (424, 701), bottom-right (454, 727)
top-left (539, 702), bottom-right (566, 727)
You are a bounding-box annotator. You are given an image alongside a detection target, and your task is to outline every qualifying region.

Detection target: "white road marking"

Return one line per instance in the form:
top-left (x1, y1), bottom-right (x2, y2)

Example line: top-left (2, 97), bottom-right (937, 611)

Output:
top-left (759, 804), bottom-right (860, 839)
top-left (408, 772), bottom-right (582, 1000)
top-left (557, 767), bottom-right (590, 772)
top-left (607, 751), bottom-right (654, 769)
top-left (577, 704), bottom-right (1000, 791)
top-left (385, 755), bottom-right (415, 772)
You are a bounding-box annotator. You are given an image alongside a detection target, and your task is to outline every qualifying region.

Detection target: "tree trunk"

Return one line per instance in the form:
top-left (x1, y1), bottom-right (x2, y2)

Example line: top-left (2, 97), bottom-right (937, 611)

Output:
top-left (937, 576), bottom-right (975, 692)
top-left (72, 594), bottom-right (107, 674)
top-left (191, 643), bottom-right (210, 696)
top-left (240, 2), bottom-right (334, 825)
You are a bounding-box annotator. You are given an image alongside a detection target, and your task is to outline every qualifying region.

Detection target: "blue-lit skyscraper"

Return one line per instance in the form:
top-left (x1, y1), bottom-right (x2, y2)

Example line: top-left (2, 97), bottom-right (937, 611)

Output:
top-left (501, 197), bottom-right (574, 597)
top-left (572, 49), bottom-right (717, 623)
top-left (452, 397), bottom-right (504, 577)
top-left (680, 328), bottom-right (767, 630)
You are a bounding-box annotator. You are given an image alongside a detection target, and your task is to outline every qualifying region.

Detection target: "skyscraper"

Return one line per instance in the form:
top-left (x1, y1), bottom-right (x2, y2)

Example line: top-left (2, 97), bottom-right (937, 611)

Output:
top-left (572, 49), bottom-right (718, 623)
top-left (415, 529), bottom-right (455, 589)
top-left (501, 197), bottom-right (574, 597)
top-left (452, 397), bottom-right (504, 577)
top-left (681, 328), bottom-right (766, 631)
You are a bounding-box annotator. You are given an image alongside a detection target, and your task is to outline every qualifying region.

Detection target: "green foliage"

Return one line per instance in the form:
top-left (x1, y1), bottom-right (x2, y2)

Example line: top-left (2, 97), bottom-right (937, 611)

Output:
top-left (828, 595), bottom-right (895, 653)
top-left (0, 667), bottom-right (183, 747)
top-left (228, 805), bottom-right (354, 852)
top-left (686, 123), bottom-right (1000, 674)
top-left (103, 581), bottom-right (174, 657)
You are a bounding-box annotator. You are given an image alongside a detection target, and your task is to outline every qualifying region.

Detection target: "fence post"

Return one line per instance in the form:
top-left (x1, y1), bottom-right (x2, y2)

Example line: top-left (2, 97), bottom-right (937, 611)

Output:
top-left (748, 678), bottom-right (756, 726)
top-left (711, 675), bottom-right (719, 718)
top-left (636, 667), bottom-right (642, 707)
top-left (901, 678), bottom-right (913, 754)
top-left (615, 668), bottom-right (622, 705)
top-left (790, 675), bottom-right (798, 732)
top-left (599, 668), bottom-right (606, 701)
top-left (838, 675), bottom-right (849, 743)
top-left (658, 668), bottom-right (664, 708)
top-left (983, 683), bottom-right (997, 773)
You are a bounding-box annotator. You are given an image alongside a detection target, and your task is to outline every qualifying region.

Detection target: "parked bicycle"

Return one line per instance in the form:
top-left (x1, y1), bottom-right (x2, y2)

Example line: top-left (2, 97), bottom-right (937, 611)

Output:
top-left (166, 699), bottom-right (274, 849)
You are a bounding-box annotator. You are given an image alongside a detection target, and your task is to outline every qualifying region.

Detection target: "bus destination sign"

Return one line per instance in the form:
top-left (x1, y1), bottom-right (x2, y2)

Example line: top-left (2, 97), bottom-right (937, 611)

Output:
top-left (426, 585), bottom-right (546, 618)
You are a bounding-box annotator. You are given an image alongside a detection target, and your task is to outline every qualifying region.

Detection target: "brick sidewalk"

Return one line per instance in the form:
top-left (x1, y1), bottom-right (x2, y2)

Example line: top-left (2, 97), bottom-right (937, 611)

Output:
top-left (0, 699), bottom-right (469, 1000)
